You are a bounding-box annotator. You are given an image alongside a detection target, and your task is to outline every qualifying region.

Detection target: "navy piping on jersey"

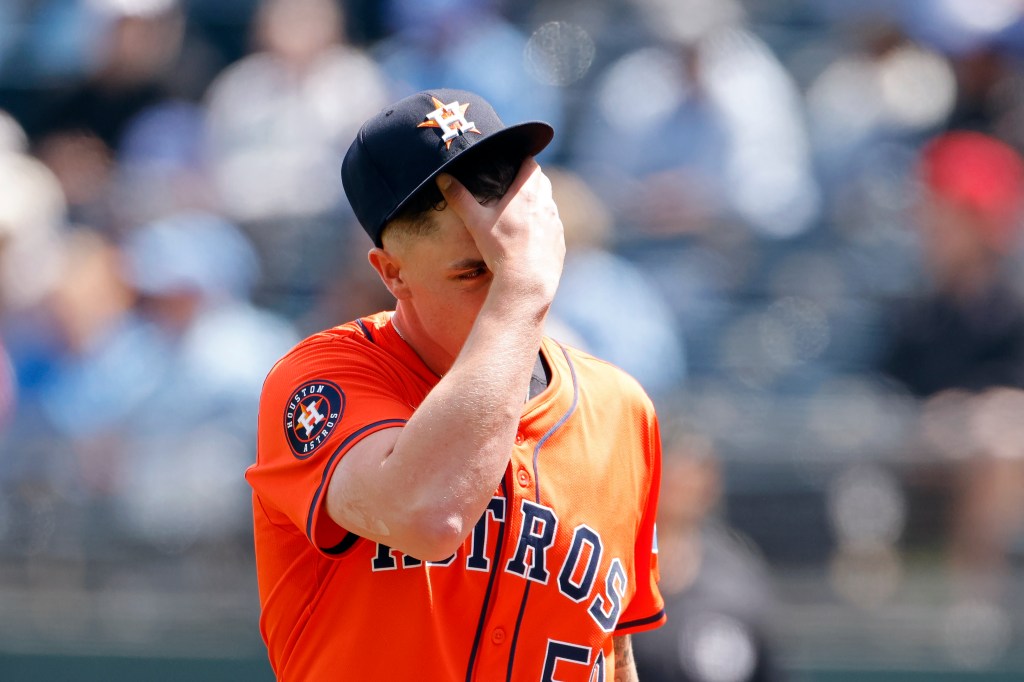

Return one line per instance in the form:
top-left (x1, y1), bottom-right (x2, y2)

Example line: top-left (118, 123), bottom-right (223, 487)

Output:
top-left (616, 609), bottom-right (666, 632)
top-left (464, 478), bottom-right (509, 682)
top-left (306, 418), bottom-right (407, 545)
top-left (532, 342), bottom-right (579, 505)
top-left (322, 531), bottom-right (361, 555)
top-left (507, 581), bottom-right (534, 682)
top-left (356, 318), bottom-right (375, 343)
top-left (505, 343), bottom-right (580, 680)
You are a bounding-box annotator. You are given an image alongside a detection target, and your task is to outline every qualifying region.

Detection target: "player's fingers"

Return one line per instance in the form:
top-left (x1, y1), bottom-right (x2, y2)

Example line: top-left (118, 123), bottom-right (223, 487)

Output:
top-left (436, 172), bottom-right (486, 226)
top-left (495, 157), bottom-right (543, 211)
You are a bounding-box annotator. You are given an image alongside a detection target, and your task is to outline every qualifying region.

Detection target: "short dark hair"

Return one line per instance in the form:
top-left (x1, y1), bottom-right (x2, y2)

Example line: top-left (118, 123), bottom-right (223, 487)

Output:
top-left (382, 144), bottom-right (522, 242)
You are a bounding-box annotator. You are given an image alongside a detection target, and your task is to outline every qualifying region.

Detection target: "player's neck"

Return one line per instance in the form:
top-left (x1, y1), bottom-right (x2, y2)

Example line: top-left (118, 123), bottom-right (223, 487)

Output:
top-left (391, 308), bottom-right (452, 378)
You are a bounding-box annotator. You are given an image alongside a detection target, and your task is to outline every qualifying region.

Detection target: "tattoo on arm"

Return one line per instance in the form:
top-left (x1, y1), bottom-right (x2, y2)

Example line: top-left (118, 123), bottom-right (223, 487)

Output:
top-left (613, 635), bottom-right (639, 682)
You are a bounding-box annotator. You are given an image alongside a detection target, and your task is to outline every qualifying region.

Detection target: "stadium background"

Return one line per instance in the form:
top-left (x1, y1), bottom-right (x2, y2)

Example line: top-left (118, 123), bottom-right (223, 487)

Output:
top-left (1, 0), bottom-right (1024, 679)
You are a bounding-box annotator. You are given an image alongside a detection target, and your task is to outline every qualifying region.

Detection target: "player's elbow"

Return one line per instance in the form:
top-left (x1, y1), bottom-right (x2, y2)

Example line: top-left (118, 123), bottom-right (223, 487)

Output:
top-left (327, 480), bottom-right (470, 560)
top-left (401, 510), bottom-right (469, 562)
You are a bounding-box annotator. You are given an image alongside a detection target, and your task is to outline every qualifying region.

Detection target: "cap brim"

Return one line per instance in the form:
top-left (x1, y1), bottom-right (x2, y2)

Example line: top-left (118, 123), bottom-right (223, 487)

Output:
top-left (381, 121), bottom-right (554, 232)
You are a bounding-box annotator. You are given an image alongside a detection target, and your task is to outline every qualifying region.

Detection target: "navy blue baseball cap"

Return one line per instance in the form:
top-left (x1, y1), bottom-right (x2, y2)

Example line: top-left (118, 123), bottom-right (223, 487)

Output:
top-left (341, 88), bottom-right (554, 247)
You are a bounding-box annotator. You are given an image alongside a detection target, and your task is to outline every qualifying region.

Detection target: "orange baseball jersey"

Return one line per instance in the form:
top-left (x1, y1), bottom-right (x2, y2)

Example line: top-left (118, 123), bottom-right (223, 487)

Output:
top-left (246, 311), bottom-right (665, 680)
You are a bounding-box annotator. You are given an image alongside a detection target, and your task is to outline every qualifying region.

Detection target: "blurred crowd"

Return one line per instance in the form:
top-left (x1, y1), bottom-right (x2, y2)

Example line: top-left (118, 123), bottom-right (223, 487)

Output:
top-left (3, 0), bottom-right (1024, 677)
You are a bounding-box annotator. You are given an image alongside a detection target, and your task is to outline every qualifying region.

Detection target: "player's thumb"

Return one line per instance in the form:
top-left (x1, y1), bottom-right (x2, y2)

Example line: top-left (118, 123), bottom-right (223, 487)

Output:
top-left (437, 173), bottom-right (484, 224)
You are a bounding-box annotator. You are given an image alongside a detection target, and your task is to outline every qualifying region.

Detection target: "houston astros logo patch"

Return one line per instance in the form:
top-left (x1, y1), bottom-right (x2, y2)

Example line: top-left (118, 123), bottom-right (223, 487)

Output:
top-left (284, 381), bottom-right (344, 458)
top-left (418, 96), bottom-right (481, 149)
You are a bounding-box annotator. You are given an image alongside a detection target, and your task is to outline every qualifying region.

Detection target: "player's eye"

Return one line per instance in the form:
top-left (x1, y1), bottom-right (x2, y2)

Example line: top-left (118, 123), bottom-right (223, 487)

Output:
top-left (455, 266), bottom-right (488, 281)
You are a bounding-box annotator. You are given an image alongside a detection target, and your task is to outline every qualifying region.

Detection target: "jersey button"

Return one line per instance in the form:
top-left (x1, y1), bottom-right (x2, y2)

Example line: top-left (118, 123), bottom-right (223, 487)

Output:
top-left (515, 431), bottom-right (525, 445)
top-left (517, 467), bottom-right (530, 487)
top-left (491, 627), bottom-right (506, 645)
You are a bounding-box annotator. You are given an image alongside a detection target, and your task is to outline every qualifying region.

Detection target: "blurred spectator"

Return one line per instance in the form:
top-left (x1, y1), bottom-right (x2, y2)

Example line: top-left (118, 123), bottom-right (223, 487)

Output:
top-left (880, 131), bottom-right (1024, 395)
top-left (28, 0), bottom-right (188, 148)
top-left (110, 211), bottom-right (299, 548)
top-left (110, 100), bottom-right (218, 232)
top-left (0, 134), bottom-right (72, 471)
top-left (27, 0), bottom-right (191, 228)
top-left (633, 423), bottom-right (781, 682)
top-left (571, 0), bottom-right (818, 240)
top-left (4, 211), bottom-right (298, 553)
top-left (32, 229), bottom-right (140, 442)
top-left (0, 224), bottom-right (128, 565)
top-left (567, 0), bottom-right (821, 383)
top-left (878, 131), bottom-right (1024, 606)
top-left (204, 0), bottom-right (388, 315)
top-left (546, 167), bottom-right (686, 400)
top-left (205, 0), bottom-right (386, 222)
top-left (6, 229), bottom-right (143, 510)
top-left (804, 23), bottom-right (957, 183)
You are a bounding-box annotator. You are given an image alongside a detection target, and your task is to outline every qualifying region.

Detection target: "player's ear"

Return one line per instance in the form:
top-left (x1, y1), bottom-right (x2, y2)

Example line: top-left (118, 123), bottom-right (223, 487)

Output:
top-left (368, 247), bottom-right (412, 300)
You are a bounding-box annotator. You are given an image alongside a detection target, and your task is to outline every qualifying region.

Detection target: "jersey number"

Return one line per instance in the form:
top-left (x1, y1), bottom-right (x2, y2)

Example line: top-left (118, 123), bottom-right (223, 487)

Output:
top-left (541, 640), bottom-right (605, 682)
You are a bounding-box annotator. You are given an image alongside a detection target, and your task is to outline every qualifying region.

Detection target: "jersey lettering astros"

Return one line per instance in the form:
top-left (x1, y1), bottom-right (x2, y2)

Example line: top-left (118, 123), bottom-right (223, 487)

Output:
top-left (246, 311), bottom-right (665, 680)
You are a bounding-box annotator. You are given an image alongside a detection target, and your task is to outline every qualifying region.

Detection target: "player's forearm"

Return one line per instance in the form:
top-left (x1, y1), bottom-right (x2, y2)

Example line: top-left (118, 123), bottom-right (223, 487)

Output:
top-left (613, 635), bottom-right (639, 682)
top-left (385, 295), bottom-right (548, 558)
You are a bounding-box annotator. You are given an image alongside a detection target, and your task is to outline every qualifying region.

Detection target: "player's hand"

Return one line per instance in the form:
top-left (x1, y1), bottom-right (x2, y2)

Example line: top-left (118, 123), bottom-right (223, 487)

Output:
top-left (437, 158), bottom-right (565, 304)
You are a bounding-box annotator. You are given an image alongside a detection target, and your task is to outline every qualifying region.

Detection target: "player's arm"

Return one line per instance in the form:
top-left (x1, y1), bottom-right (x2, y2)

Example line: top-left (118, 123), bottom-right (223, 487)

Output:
top-left (613, 635), bottom-right (639, 682)
top-left (326, 159), bottom-right (564, 561)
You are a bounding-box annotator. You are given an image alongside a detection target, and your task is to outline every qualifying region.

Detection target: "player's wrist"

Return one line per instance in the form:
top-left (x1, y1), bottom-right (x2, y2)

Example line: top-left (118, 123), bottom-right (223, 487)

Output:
top-left (484, 275), bottom-right (557, 317)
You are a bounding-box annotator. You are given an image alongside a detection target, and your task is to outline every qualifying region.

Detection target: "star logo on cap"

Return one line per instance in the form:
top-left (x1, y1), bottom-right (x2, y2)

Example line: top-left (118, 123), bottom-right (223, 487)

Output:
top-left (418, 96), bottom-right (481, 149)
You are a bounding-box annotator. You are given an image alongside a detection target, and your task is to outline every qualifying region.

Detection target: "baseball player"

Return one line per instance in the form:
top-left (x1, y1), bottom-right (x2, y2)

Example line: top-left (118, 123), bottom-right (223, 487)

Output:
top-left (246, 89), bottom-right (665, 680)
